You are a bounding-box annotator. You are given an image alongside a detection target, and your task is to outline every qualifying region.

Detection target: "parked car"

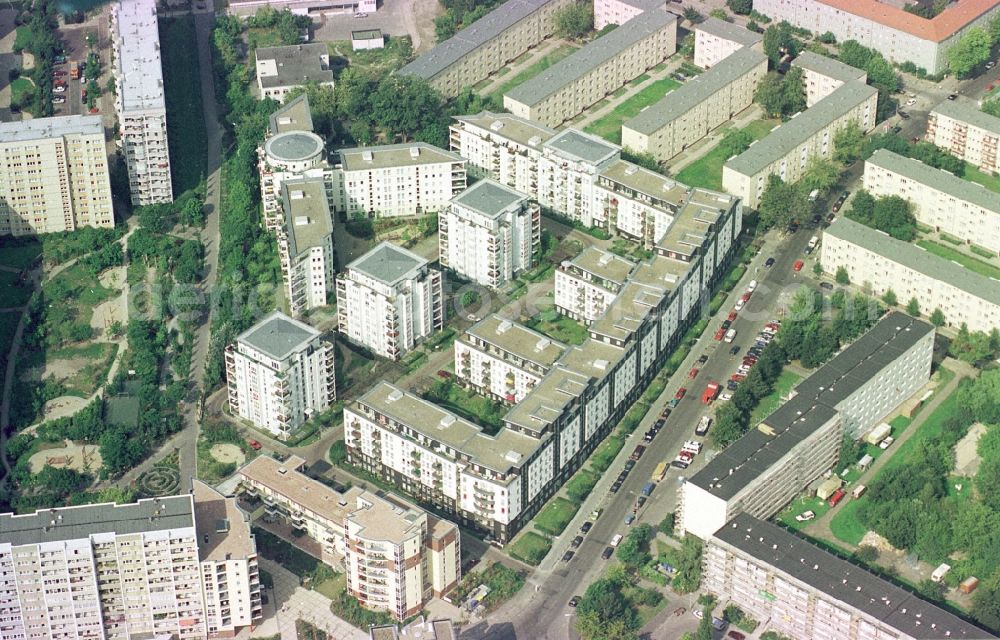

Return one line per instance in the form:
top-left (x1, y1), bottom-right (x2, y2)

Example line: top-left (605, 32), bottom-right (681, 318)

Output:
top-left (727, 311), bottom-right (738, 322)
top-left (580, 521), bottom-right (592, 534)
top-left (570, 536), bottom-right (584, 549)
top-left (602, 546), bottom-right (614, 559)
top-left (53, 85), bottom-right (66, 93)
top-left (248, 439), bottom-right (262, 451)
top-left (610, 481), bottom-right (622, 493)
top-left (899, 111), bottom-right (910, 119)
top-left (765, 256), bottom-right (775, 267)
top-left (624, 513), bottom-right (636, 526)
top-left (714, 327), bottom-right (726, 341)
top-left (610, 534), bottom-right (623, 547)
top-left (698, 353), bottom-right (710, 364)
top-left (52, 96), bottom-right (66, 103)
top-left (719, 392), bottom-right (733, 401)
top-left (636, 496), bottom-right (647, 509)
top-left (795, 510), bottom-right (816, 522)
top-left (675, 387), bottom-right (687, 400)
top-left (688, 367), bottom-right (699, 379)
top-left (820, 282), bottom-right (834, 290)
top-left (726, 379), bottom-right (739, 391)
top-left (793, 260), bottom-right (804, 272)
top-left (948, 93), bottom-right (958, 100)
top-left (880, 436), bottom-right (895, 449)
top-left (828, 489), bottom-right (846, 507)
top-left (562, 550), bottom-right (574, 562)
top-left (437, 369), bottom-right (452, 379)
top-left (727, 631), bottom-right (746, 640)
top-left (630, 445), bottom-right (646, 461)
top-left (729, 345), bottom-right (741, 355)
top-left (569, 596), bottom-right (580, 607)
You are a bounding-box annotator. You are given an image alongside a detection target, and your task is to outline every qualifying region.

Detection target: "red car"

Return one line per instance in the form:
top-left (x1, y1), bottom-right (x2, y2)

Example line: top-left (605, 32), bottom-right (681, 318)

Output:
top-left (688, 367), bottom-right (699, 379)
top-left (675, 388), bottom-right (687, 400)
top-left (727, 311), bottom-right (738, 322)
top-left (248, 439), bottom-right (262, 451)
top-left (793, 260), bottom-right (804, 272)
top-left (828, 489), bottom-right (846, 506)
top-left (53, 70), bottom-right (66, 77)
top-left (731, 374), bottom-right (746, 383)
top-left (714, 327), bottom-right (726, 340)
top-left (437, 369), bottom-right (452, 379)
top-left (728, 632), bottom-right (746, 640)
top-left (740, 292), bottom-right (751, 302)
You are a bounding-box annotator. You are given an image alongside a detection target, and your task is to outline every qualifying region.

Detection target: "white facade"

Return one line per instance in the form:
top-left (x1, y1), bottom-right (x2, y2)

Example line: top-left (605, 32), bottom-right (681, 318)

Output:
top-left (111, 0), bottom-right (173, 206)
top-left (227, 0), bottom-right (376, 18)
top-left (926, 97), bottom-right (1000, 175)
top-left (693, 17), bottom-right (763, 69)
top-left (0, 116), bottom-right (114, 237)
top-left (258, 128), bottom-right (330, 231)
top-left (336, 242), bottom-right (444, 360)
top-left (440, 179), bottom-right (539, 288)
top-left (554, 247), bottom-right (635, 323)
top-left (278, 177), bottom-right (335, 314)
top-left (225, 312), bottom-right (336, 439)
top-left (791, 50), bottom-right (868, 108)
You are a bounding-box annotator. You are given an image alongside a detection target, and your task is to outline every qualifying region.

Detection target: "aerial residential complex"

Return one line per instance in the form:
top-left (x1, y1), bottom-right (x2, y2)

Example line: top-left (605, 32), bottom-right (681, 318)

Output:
top-left (225, 312), bottom-right (337, 439)
top-left (554, 246), bottom-right (636, 323)
top-left (926, 96), bottom-right (1000, 175)
top-left (693, 17), bottom-right (763, 69)
top-left (822, 217), bottom-right (1000, 333)
top-left (0, 116), bottom-right (114, 237)
top-left (398, 0), bottom-right (575, 97)
top-left (791, 50), bottom-right (868, 108)
top-left (723, 81), bottom-right (878, 209)
top-left (236, 455), bottom-right (460, 621)
top-left (336, 242), bottom-right (444, 360)
top-left (330, 143), bottom-right (468, 219)
top-left (227, 0), bottom-right (377, 18)
top-left (865, 148), bottom-right (1000, 256)
top-left (254, 44), bottom-right (335, 102)
top-left (706, 515), bottom-right (997, 640)
top-left (111, 0), bottom-right (173, 206)
top-left (622, 46), bottom-right (768, 162)
top-left (753, 0), bottom-right (1000, 73)
top-left (678, 311), bottom-right (934, 540)
top-left (277, 177), bottom-right (335, 314)
top-left (503, 9), bottom-right (678, 127)
top-left (0, 483), bottom-right (262, 640)
top-left (439, 179), bottom-right (540, 288)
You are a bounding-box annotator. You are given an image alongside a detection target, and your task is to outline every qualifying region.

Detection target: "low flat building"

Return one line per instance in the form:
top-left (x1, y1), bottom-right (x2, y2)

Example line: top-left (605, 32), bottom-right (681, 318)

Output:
top-left (440, 179), bottom-right (539, 288)
top-left (927, 96), bottom-right (1000, 175)
top-left (225, 312), bottom-right (336, 439)
top-left (336, 242), bottom-right (444, 360)
top-left (228, 0), bottom-right (376, 18)
top-left (554, 246), bottom-right (636, 323)
top-left (503, 9), bottom-right (677, 126)
top-left (351, 28), bottom-right (384, 50)
top-left (236, 455), bottom-right (460, 621)
top-left (822, 216), bottom-right (1000, 333)
top-left (255, 43), bottom-right (335, 103)
top-left (370, 618), bottom-right (457, 640)
top-left (678, 311), bottom-right (933, 539)
top-left (723, 81), bottom-right (878, 209)
top-left (706, 514), bottom-right (997, 640)
top-left (864, 148), bottom-right (1000, 256)
top-left (792, 50), bottom-right (868, 108)
top-left (593, 0), bottom-right (664, 29)
top-left (693, 17), bottom-right (763, 69)
top-left (622, 46), bottom-right (767, 162)
top-left (277, 177), bottom-right (335, 314)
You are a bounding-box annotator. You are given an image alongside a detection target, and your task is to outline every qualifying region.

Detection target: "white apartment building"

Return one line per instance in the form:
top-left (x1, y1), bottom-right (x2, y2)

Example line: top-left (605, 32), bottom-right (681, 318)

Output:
top-left (822, 217), bottom-right (1000, 333)
top-left (336, 242), bottom-right (444, 360)
top-left (236, 455), bottom-right (460, 622)
top-left (593, 0), bottom-right (663, 30)
top-left (255, 44), bottom-right (335, 103)
top-left (111, 0), bottom-right (173, 205)
top-left (693, 17), bottom-right (763, 69)
top-left (454, 314), bottom-right (566, 403)
top-left (225, 312), bottom-right (336, 439)
top-left (926, 97), bottom-right (1000, 175)
top-left (278, 177), bottom-right (335, 314)
top-left (792, 50), bottom-right (868, 108)
top-left (622, 47), bottom-right (768, 162)
top-left (723, 81), bottom-right (878, 209)
top-left (865, 148), bottom-right (1000, 256)
top-left (227, 0), bottom-right (376, 18)
top-left (678, 311), bottom-right (934, 540)
top-left (331, 143), bottom-right (467, 219)
top-left (0, 116), bottom-right (114, 237)
top-left (0, 485), bottom-right (261, 640)
top-left (555, 246), bottom-right (635, 323)
top-left (503, 9), bottom-right (677, 127)
top-left (753, 0), bottom-right (1000, 74)
top-left (450, 111), bottom-right (556, 196)
top-left (536, 130), bottom-right (622, 227)
top-left (258, 122), bottom-right (329, 231)
top-left (706, 515), bottom-right (996, 640)
top-left (439, 179), bottom-right (539, 288)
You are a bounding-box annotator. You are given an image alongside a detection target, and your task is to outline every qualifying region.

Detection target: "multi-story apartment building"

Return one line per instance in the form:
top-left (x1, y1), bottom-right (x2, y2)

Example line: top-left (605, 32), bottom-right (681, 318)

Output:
top-left (225, 311), bottom-right (336, 439)
top-left (398, 0), bottom-right (575, 97)
top-left (255, 44), bottom-right (335, 102)
top-left (865, 148), bottom-right (1000, 256)
top-left (454, 314), bottom-right (566, 403)
top-left (706, 514), bottom-right (996, 640)
top-left (111, 0), bottom-right (173, 206)
top-left (622, 47), bottom-right (768, 162)
top-left (693, 17), bottom-right (763, 69)
top-left (503, 9), bottom-right (677, 127)
top-left (678, 311), bottom-right (934, 540)
top-left (791, 50), bottom-right (868, 108)
top-left (0, 116), bottom-right (114, 237)
top-left (330, 143), bottom-right (467, 219)
top-left (536, 130), bottom-right (621, 227)
top-left (236, 455), bottom-right (459, 621)
top-left (450, 111), bottom-right (557, 192)
top-left (0, 484), bottom-right (261, 640)
top-left (926, 96), bottom-right (1000, 175)
top-left (554, 246), bottom-right (635, 323)
top-left (753, 0), bottom-right (1000, 74)
top-left (822, 217), bottom-right (1000, 333)
top-left (593, 0), bottom-right (663, 30)
top-left (723, 81), bottom-right (878, 209)
top-left (439, 179), bottom-right (539, 288)
top-left (277, 177), bottom-right (335, 314)
top-left (258, 119), bottom-right (329, 231)
top-left (336, 242), bottom-right (444, 360)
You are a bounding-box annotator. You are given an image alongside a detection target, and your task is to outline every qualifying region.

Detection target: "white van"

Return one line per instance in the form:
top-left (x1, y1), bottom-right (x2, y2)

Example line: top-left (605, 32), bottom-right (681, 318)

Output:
top-left (724, 328), bottom-right (737, 343)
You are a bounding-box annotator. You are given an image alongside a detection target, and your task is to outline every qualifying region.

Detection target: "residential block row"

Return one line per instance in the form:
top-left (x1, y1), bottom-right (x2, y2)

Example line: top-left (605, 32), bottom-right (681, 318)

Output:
top-left (692, 16), bottom-right (763, 69)
top-left (926, 96), bottom-right (1000, 176)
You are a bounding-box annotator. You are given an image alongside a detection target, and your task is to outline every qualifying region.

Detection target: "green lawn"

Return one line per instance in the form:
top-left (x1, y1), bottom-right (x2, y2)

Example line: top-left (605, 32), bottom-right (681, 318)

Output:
top-left (675, 119), bottom-right (778, 190)
top-left (159, 16), bottom-right (206, 195)
top-left (252, 527), bottom-right (324, 577)
top-left (13, 26), bottom-right (31, 52)
top-left (584, 77), bottom-right (681, 144)
top-left (0, 270), bottom-right (32, 308)
top-left (313, 572), bottom-right (346, 601)
top-left (963, 162), bottom-right (1000, 194)
top-left (508, 531), bottom-right (552, 566)
top-left (0, 243), bottom-right (41, 270)
top-left (327, 36), bottom-right (413, 76)
top-left (749, 370), bottom-right (803, 427)
top-left (525, 312), bottom-right (589, 345)
top-left (590, 434), bottom-right (626, 472)
top-left (776, 494), bottom-right (833, 531)
top-left (915, 239), bottom-right (1000, 280)
top-left (489, 44), bottom-right (579, 101)
top-left (534, 497), bottom-right (579, 536)
top-left (10, 77), bottom-right (34, 110)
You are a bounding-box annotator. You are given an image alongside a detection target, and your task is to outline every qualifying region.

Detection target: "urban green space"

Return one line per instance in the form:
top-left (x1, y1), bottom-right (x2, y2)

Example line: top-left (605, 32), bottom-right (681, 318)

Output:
top-left (488, 43), bottom-right (579, 102)
top-left (584, 77), bottom-right (681, 143)
top-left (916, 239), bottom-right (1000, 280)
top-left (675, 119), bottom-right (777, 191)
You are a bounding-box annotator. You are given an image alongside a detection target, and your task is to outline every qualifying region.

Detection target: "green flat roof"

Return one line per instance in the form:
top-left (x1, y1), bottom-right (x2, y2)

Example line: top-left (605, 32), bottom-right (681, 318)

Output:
top-left (867, 148), bottom-right (1000, 215)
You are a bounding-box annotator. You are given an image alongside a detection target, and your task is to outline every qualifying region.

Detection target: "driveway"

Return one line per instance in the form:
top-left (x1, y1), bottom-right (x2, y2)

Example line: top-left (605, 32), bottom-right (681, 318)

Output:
top-left (312, 0), bottom-right (442, 52)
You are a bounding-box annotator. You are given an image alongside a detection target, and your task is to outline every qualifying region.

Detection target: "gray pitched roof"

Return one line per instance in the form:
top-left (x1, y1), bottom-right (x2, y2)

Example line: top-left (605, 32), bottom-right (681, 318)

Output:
top-left (255, 43), bottom-right (334, 89)
top-left (931, 95), bottom-right (1000, 136)
top-left (237, 311), bottom-right (321, 361)
top-left (348, 241), bottom-right (429, 285)
top-left (792, 50), bottom-right (867, 83)
top-left (452, 179), bottom-right (527, 217)
top-left (867, 148), bottom-right (1000, 215)
top-left (695, 16), bottom-right (763, 47)
top-left (624, 47), bottom-right (767, 135)
top-left (825, 216), bottom-right (1000, 306)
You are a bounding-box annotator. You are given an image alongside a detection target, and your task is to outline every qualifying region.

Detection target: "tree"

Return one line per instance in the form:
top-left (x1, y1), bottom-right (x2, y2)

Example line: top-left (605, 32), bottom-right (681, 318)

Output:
top-left (782, 67), bottom-right (806, 114)
top-left (720, 126), bottom-right (754, 156)
top-left (658, 513), bottom-right (675, 536)
top-left (881, 288), bottom-right (898, 307)
top-left (695, 607), bottom-right (714, 640)
top-left (947, 27), bottom-right (992, 78)
top-left (818, 31), bottom-right (836, 44)
top-left (671, 534), bottom-right (704, 594)
top-left (846, 191), bottom-right (916, 241)
top-left (949, 324), bottom-right (998, 364)
top-left (958, 369), bottom-right (1000, 424)
top-left (812, 261), bottom-right (823, 276)
top-left (833, 122), bottom-right (865, 165)
top-left (710, 401), bottom-right (748, 448)
top-left (762, 21), bottom-right (799, 65)
top-left (708, 8), bottom-right (729, 22)
top-left (757, 175), bottom-right (807, 230)
top-left (984, 99), bottom-right (1000, 118)
top-left (554, 2), bottom-right (593, 39)
top-left (854, 545), bottom-right (879, 563)
top-left (917, 578), bottom-right (946, 601)
top-left (617, 524), bottom-right (653, 569)
top-left (801, 157), bottom-right (840, 194)
top-left (835, 266), bottom-right (850, 285)
top-left (906, 297), bottom-right (920, 316)
top-left (678, 32), bottom-right (695, 59)
top-left (754, 69), bottom-right (804, 118)
top-left (726, 0), bottom-right (751, 14)
top-left (930, 308), bottom-right (946, 327)
top-left (683, 7), bottom-right (703, 24)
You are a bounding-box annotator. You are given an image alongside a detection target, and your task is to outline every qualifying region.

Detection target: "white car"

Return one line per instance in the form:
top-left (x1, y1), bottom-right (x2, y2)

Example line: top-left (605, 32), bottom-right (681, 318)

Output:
top-left (79, 75), bottom-right (86, 84)
top-left (734, 299), bottom-right (745, 311)
top-left (53, 85), bottom-right (66, 93)
top-left (693, 609), bottom-right (704, 619)
top-left (988, 61), bottom-right (996, 69)
top-left (795, 510), bottom-right (816, 522)
top-left (52, 96), bottom-right (66, 103)
top-left (719, 392), bottom-right (733, 401)
top-left (906, 98), bottom-right (917, 106)
top-left (879, 436), bottom-right (895, 450)
top-left (747, 279), bottom-right (758, 292)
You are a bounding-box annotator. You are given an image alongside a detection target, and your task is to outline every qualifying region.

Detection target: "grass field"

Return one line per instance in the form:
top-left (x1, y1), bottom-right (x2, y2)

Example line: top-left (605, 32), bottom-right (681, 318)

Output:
top-left (963, 162), bottom-right (1000, 194)
top-left (10, 77), bottom-right (34, 110)
top-left (0, 243), bottom-right (41, 270)
top-left (749, 370), bottom-right (802, 427)
top-left (916, 239), bottom-right (1000, 280)
top-left (675, 119), bottom-right (778, 190)
top-left (328, 36), bottom-right (413, 75)
top-left (584, 77), bottom-right (681, 144)
top-left (159, 16), bottom-right (206, 195)
top-left (13, 26), bottom-right (32, 52)
top-left (534, 497), bottom-right (579, 536)
top-left (0, 270), bottom-right (32, 308)
top-left (508, 531), bottom-right (552, 566)
top-left (489, 44), bottom-right (579, 101)
top-left (525, 311), bottom-right (589, 345)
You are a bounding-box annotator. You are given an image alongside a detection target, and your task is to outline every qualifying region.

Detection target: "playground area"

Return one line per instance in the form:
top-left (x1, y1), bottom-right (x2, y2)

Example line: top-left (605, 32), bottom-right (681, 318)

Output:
top-left (210, 443), bottom-right (246, 465)
top-left (28, 439), bottom-right (103, 474)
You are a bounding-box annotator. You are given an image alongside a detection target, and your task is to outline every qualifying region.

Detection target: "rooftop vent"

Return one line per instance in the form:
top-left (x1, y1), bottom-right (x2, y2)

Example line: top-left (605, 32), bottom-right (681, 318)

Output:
top-left (362, 150), bottom-right (374, 162)
top-left (528, 135), bottom-right (541, 146)
top-left (535, 338), bottom-right (550, 352)
top-left (291, 190), bottom-right (305, 200)
top-left (497, 320), bottom-right (512, 334)
top-left (278, 468), bottom-right (287, 475)
top-left (439, 415), bottom-right (456, 428)
top-left (490, 121), bottom-right (505, 131)
top-left (387, 389), bottom-right (403, 402)
top-left (625, 165), bottom-right (638, 175)
top-left (409, 147), bottom-right (420, 159)
top-left (505, 451), bottom-right (522, 463)
top-left (294, 216), bottom-right (310, 226)
top-left (598, 252), bottom-right (613, 266)
top-left (594, 359), bottom-right (608, 370)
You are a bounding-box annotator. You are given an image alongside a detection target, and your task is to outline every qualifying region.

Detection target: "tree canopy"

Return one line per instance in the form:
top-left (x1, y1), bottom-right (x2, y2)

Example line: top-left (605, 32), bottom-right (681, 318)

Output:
top-left (554, 2), bottom-right (594, 39)
top-left (726, 0), bottom-right (752, 14)
top-left (757, 175), bottom-right (808, 230)
top-left (844, 190), bottom-right (917, 241)
top-left (762, 21), bottom-right (800, 65)
top-left (754, 68), bottom-right (805, 118)
top-left (947, 27), bottom-right (992, 78)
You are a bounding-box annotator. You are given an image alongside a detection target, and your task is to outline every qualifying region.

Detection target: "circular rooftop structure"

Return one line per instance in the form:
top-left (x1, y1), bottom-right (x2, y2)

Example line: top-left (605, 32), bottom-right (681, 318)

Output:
top-left (264, 130), bottom-right (325, 165)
